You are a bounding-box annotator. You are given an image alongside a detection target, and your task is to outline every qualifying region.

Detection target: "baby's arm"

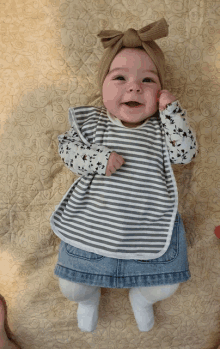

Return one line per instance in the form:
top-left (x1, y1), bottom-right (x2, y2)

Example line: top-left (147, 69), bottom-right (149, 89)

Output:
top-left (58, 128), bottom-right (112, 176)
top-left (158, 92), bottom-right (199, 164)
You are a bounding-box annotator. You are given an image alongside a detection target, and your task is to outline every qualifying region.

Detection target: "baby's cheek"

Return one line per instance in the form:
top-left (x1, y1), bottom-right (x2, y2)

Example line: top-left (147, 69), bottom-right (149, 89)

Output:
top-left (150, 90), bottom-right (160, 112)
top-left (103, 85), bottom-right (118, 104)
top-left (149, 89), bottom-right (159, 105)
top-left (103, 93), bottom-right (118, 109)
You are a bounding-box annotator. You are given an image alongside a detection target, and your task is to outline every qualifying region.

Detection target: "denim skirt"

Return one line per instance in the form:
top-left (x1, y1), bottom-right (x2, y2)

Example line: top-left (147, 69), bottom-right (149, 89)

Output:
top-left (54, 211), bottom-right (191, 288)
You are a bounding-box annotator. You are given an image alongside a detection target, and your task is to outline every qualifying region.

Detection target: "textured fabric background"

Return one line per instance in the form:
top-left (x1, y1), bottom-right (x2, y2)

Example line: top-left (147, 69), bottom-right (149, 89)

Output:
top-left (0, 0), bottom-right (220, 348)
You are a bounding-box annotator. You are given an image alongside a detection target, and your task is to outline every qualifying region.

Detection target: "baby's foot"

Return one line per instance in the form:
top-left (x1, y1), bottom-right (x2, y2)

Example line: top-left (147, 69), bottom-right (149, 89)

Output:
top-left (129, 288), bottom-right (154, 332)
top-left (77, 288), bottom-right (101, 332)
top-left (0, 298), bottom-right (20, 349)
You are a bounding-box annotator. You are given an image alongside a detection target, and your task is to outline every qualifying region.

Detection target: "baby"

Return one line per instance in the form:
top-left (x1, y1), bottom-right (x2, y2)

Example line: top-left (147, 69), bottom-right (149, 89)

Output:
top-left (50, 18), bottom-right (198, 332)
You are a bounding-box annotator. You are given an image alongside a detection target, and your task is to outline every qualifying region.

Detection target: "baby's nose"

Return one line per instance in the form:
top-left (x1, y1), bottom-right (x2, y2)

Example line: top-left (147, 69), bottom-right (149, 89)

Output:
top-left (129, 87), bottom-right (140, 92)
top-left (127, 83), bottom-right (141, 92)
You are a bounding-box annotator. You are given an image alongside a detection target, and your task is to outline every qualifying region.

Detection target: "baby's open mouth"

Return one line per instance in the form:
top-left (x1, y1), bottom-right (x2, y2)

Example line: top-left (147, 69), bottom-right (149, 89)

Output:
top-left (124, 101), bottom-right (143, 107)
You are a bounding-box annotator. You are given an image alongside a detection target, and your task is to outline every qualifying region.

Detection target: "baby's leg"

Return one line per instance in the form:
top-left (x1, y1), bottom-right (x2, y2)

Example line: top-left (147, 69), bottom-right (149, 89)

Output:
top-left (59, 278), bottom-right (101, 332)
top-left (129, 283), bottom-right (179, 332)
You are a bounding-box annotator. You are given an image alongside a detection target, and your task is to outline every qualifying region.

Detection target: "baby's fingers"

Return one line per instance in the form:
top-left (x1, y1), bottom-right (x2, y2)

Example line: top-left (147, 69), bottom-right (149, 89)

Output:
top-left (115, 154), bottom-right (125, 168)
top-left (114, 160), bottom-right (122, 170)
top-left (105, 152), bottom-right (125, 176)
top-left (106, 163), bottom-right (117, 176)
top-left (106, 167), bottom-right (112, 176)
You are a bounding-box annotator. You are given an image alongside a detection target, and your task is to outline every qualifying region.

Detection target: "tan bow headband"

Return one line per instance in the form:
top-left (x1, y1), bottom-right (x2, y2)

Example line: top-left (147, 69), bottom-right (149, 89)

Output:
top-left (97, 18), bottom-right (169, 93)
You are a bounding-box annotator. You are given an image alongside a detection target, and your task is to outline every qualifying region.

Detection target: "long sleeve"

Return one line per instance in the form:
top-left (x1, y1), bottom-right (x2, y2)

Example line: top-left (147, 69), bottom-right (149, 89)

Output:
top-left (159, 100), bottom-right (199, 164)
top-left (58, 127), bottom-right (112, 176)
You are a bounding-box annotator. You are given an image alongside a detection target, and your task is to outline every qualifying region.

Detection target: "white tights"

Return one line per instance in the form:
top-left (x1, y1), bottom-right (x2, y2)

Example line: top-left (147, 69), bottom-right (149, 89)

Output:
top-left (59, 278), bottom-right (179, 332)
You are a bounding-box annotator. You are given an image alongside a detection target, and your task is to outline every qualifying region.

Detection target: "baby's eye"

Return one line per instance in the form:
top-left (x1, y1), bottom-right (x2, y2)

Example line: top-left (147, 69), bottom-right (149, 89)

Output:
top-left (113, 76), bottom-right (125, 80)
top-left (143, 77), bottom-right (155, 83)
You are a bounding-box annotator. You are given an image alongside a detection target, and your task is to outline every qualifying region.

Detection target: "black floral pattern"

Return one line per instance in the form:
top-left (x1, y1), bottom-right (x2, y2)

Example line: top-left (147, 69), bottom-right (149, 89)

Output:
top-left (58, 128), bottom-right (111, 176)
top-left (160, 101), bottom-right (198, 164)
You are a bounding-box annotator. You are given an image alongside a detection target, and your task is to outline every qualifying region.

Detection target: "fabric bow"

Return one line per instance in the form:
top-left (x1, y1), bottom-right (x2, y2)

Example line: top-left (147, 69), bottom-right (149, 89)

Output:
top-left (97, 18), bottom-right (168, 49)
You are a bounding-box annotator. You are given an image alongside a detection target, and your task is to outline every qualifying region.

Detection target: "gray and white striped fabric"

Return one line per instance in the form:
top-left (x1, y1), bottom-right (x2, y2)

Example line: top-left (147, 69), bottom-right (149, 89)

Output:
top-left (50, 106), bottom-right (183, 260)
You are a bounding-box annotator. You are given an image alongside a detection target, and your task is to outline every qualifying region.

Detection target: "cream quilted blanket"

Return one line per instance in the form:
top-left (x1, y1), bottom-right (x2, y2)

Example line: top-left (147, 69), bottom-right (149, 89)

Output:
top-left (0, 1), bottom-right (220, 348)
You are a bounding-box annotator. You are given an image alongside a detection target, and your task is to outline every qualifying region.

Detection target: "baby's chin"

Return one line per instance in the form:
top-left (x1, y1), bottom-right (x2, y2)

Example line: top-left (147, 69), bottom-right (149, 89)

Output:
top-left (117, 113), bottom-right (153, 126)
top-left (108, 106), bottom-right (158, 127)
top-left (121, 119), bottom-right (147, 128)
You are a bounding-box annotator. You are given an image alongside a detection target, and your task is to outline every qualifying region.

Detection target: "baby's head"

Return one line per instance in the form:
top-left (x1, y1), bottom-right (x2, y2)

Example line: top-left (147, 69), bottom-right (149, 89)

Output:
top-left (97, 18), bottom-right (168, 127)
top-left (102, 47), bottom-right (161, 128)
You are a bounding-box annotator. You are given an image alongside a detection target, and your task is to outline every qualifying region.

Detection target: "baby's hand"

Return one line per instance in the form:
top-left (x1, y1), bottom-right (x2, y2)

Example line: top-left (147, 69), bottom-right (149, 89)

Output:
top-left (106, 152), bottom-right (125, 176)
top-left (158, 90), bottom-right (177, 111)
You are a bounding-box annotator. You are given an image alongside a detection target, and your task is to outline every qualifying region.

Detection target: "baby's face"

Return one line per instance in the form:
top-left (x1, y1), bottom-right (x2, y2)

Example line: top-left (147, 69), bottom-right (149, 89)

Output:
top-left (102, 48), bottom-right (161, 128)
